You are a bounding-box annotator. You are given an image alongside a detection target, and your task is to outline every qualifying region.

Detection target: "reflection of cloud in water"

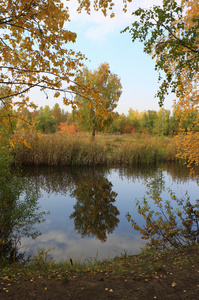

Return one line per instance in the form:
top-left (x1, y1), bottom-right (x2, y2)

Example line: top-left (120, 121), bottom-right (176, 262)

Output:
top-left (21, 230), bottom-right (146, 262)
top-left (21, 165), bottom-right (197, 263)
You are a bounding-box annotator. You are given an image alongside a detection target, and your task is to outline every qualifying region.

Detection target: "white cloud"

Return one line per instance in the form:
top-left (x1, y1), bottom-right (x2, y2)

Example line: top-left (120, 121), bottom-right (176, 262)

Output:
top-left (66, 0), bottom-right (165, 42)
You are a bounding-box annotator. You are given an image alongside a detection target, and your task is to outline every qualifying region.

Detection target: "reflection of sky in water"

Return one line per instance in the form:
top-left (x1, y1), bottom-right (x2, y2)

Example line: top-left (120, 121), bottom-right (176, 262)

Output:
top-left (21, 167), bottom-right (199, 263)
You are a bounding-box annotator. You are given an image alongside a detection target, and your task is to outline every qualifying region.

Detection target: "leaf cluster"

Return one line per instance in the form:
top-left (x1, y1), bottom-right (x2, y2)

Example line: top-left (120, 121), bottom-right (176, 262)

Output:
top-left (123, 0), bottom-right (199, 106)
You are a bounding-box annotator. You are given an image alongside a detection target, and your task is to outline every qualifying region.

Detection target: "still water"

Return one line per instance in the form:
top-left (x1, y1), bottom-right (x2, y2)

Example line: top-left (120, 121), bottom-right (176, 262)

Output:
top-left (21, 164), bottom-right (198, 263)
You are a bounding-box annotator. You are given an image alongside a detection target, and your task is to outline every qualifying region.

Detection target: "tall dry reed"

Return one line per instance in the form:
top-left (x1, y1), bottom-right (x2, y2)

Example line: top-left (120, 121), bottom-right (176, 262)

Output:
top-left (13, 132), bottom-right (179, 166)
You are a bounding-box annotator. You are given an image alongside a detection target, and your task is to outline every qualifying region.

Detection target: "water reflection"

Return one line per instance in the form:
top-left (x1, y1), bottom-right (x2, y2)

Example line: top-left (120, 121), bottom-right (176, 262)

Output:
top-left (20, 163), bottom-right (198, 262)
top-left (0, 176), bottom-right (46, 264)
top-left (22, 163), bottom-right (192, 195)
top-left (70, 175), bottom-right (119, 242)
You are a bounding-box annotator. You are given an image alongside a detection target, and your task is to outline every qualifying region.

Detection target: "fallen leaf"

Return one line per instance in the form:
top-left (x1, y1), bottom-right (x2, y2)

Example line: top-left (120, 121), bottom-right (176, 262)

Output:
top-left (171, 282), bottom-right (176, 287)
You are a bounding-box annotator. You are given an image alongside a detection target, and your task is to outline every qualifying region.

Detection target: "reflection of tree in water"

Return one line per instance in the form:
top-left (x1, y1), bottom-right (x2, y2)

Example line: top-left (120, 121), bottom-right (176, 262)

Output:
top-left (22, 163), bottom-right (192, 196)
top-left (0, 164), bottom-right (47, 264)
top-left (70, 176), bottom-right (120, 242)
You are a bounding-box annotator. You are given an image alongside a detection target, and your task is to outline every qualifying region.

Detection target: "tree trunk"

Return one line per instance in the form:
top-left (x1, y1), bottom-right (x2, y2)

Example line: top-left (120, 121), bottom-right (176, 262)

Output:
top-left (92, 115), bottom-right (96, 137)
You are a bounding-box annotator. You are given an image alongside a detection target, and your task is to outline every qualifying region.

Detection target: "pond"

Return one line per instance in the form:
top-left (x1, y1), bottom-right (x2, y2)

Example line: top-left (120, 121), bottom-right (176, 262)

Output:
top-left (21, 163), bottom-right (198, 263)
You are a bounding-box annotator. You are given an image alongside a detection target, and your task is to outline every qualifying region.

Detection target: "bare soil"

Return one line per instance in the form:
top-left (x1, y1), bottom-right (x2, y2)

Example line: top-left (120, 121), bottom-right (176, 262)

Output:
top-left (1, 246), bottom-right (199, 300)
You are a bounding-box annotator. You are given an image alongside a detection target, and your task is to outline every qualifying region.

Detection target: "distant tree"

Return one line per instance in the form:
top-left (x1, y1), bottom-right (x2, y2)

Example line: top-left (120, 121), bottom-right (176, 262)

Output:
top-left (61, 109), bottom-right (68, 123)
top-left (35, 106), bottom-right (56, 133)
top-left (107, 113), bottom-right (127, 134)
top-left (73, 63), bottom-right (122, 136)
top-left (153, 109), bottom-right (171, 136)
top-left (127, 109), bottom-right (142, 132)
top-left (51, 103), bottom-right (62, 130)
top-left (140, 111), bottom-right (158, 134)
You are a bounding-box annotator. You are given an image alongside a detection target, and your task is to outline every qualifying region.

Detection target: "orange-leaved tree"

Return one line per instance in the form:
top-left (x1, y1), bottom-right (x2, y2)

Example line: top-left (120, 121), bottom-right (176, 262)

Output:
top-left (0, 0), bottom-right (131, 146)
top-left (0, 0), bottom-right (131, 113)
top-left (172, 0), bottom-right (199, 174)
top-left (71, 63), bottom-right (122, 136)
top-left (0, 1), bottom-right (84, 113)
top-left (58, 122), bottom-right (78, 135)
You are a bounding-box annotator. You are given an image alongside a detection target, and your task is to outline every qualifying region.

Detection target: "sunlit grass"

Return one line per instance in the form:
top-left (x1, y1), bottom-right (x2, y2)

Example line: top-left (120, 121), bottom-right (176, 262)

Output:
top-left (13, 132), bottom-right (179, 166)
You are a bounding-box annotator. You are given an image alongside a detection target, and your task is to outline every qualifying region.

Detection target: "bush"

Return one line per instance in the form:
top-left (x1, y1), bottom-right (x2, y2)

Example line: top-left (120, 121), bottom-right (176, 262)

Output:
top-left (126, 175), bottom-right (199, 250)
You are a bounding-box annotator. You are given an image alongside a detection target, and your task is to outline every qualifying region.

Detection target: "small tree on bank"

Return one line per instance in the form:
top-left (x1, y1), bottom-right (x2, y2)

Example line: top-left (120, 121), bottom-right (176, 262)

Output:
top-left (73, 63), bottom-right (122, 136)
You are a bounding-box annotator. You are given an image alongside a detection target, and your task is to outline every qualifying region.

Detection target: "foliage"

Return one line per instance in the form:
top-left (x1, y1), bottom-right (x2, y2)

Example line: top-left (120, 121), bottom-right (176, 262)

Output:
top-left (123, 0), bottom-right (199, 106)
top-left (76, 0), bottom-right (132, 15)
top-left (0, 146), bottom-right (47, 264)
top-left (58, 122), bottom-right (78, 135)
top-left (107, 113), bottom-right (127, 134)
top-left (31, 248), bottom-right (54, 270)
top-left (51, 103), bottom-right (62, 128)
top-left (126, 174), bottom-right (199, 250)
top-left (0, 0), bottom-right (85, 111)
top-left (73, 63), bottom-right (122, 136)
top-left (176, 130), bottom-right (199, 175)
top-left (123, 0), bottom-right (199, 173)
top-left (35, 105), bottom-right (56, 133)
top-left (0, 0), bottom-right (133, 133)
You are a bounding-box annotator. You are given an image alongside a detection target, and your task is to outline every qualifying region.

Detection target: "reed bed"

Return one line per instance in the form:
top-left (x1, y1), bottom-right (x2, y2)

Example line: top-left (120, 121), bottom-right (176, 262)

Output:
top-left (13, 132), bottom-right (179, 166)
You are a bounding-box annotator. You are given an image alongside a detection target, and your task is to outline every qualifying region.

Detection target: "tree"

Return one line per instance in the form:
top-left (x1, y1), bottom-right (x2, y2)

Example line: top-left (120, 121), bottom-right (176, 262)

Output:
top-left (127, 109), bottom-right (142, 132)
top-left (0, 0), bottom-right (84, 125)
top-left (35, 105), bottom-right (56, 133)
top-left (51, 103), bottom-right (63, 131)
top-left (73, 63), bottom-right (122, 136)
top-left (153, 109), bottom-right (171, 136)
top-left (0, 0), bottom-right (132, 116)
top-left (140, 110), bottom-right (158, 134)
top-left (123, 0), bottom-right (199, 106)
top-left (123, 0), bottom-right (199, 172)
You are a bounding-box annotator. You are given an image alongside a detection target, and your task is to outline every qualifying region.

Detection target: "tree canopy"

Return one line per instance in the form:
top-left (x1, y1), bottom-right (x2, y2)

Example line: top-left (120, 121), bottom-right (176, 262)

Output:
top-left (123, 0), bottom-right (199, 173)
top-left (73, 63), bottom-right (122, 136)
top-left (0, 0), bottom-right (84, 109)
top-left (0, 0), bottom-right (131, 110)
top-left (123, 0), bottom-right (199, 107)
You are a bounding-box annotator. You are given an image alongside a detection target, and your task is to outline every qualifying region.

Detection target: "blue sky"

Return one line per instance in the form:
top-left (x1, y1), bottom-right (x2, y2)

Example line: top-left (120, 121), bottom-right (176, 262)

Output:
top-left (31, 0), bottom-right (176, 115)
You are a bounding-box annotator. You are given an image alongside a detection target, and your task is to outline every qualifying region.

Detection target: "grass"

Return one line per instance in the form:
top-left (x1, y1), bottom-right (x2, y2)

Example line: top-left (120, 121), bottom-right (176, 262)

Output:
top-left (0, 245), bottom-right (198, 283)
top-left (13, 132), bottom-right (179, 166)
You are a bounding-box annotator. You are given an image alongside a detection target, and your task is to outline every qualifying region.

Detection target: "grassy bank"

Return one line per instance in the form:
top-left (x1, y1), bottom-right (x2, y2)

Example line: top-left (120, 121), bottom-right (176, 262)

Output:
top-left (0, 245), bottom-right (199, 299)
top-left (13, 132), bottom-right (179, 166)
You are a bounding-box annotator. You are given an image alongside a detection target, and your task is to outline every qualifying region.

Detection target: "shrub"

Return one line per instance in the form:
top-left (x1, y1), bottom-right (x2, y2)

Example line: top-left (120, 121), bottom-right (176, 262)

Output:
top-left (126, 175), bottom-right (199, 250)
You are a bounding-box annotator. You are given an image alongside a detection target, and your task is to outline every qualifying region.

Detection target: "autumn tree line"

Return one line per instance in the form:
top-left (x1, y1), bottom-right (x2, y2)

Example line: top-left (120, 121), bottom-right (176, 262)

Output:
top-left (7, 103), bottom-right (199, 137)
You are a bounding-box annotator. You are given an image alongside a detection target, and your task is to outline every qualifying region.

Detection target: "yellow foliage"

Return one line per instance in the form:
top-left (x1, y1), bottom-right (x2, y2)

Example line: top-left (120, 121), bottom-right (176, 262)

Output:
top-left (169, 1), bottom-right (199, 174)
